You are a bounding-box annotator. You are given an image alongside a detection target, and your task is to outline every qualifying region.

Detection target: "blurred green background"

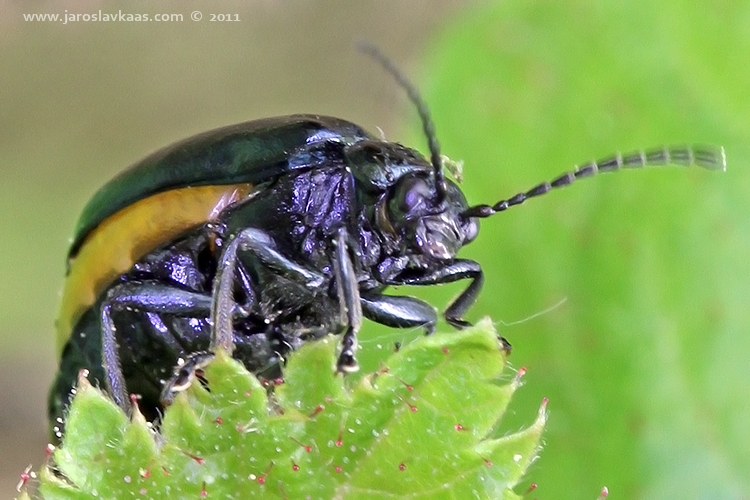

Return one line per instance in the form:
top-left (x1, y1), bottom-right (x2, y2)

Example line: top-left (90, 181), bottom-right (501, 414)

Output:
top-left (2, 1), bottom-right (749, 498)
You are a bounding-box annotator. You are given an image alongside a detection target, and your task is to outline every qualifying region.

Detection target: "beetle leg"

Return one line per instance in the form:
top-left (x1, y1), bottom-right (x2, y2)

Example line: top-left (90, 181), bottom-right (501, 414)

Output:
top-left (101, 281), bottom-right (222, 413)
top-left (375, 256), bottom-right (410, 283)
top-left (331, 226), bottom-right (363, 372)
top-left (160, 351), bottom-right (216, 406)
top-left (361, 293), bottom-right (437, 334)
top-left (394, 259), bottom-right (483, 329)
top-left (212, 227), bottom-right (325, 353)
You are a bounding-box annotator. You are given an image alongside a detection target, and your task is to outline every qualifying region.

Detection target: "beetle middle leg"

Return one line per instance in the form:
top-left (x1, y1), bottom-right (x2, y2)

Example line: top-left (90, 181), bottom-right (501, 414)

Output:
top-left (330, 226), bottom-right (363, 372)
top-left (211, 226), bottom-right (363, 372)
top-left (211, 227), bottom-right (326, 353)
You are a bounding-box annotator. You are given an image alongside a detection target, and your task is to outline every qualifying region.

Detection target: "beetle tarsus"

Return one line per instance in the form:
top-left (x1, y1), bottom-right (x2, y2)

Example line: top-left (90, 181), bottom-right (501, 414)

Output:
top-left (160, 351), bottom-right (215, 406)
top-left (336, 327), bottom-right (360, 373)
top-left (447, 318), bottom-right (473, 330)
top-left (499, 336), bottom-right (512, 356)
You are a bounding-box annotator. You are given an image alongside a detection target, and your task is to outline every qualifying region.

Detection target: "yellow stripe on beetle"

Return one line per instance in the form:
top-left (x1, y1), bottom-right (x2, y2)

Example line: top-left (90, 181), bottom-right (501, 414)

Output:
top-left (56, 183), bottom-right (254, 357)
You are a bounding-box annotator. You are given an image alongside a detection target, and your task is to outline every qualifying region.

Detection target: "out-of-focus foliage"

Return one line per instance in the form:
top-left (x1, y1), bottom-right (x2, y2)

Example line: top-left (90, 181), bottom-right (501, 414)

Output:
top-left (381, 0), bottom-right (748, 498)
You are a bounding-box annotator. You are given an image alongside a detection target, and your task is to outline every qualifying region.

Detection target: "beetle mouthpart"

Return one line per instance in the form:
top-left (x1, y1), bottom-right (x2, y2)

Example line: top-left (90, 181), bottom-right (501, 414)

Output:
top-left (415, 216), bottom-right (462, 260)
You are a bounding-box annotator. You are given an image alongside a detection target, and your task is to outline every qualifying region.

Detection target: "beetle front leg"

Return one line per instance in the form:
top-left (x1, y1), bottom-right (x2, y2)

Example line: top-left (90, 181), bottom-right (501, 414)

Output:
top-left (212, 227), bottom-right (325, 353)
top-left (397, 259), bottom-right (484, 329)
top-left (361, 293), bottom-right (437, 334)
top-left (331, 226), bottom-right (363, 372)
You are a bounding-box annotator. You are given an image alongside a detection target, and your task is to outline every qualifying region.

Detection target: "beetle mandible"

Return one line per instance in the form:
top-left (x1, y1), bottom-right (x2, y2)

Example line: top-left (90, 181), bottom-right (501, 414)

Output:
top-left (49, 45), bottom-right (725, 437)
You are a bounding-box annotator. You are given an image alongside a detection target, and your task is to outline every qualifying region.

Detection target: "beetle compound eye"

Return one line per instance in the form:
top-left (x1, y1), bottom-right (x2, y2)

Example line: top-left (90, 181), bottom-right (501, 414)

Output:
top-left (462, 218), bottom-right (480, 244)
top-left (389, 175), bottom-right (432, 218)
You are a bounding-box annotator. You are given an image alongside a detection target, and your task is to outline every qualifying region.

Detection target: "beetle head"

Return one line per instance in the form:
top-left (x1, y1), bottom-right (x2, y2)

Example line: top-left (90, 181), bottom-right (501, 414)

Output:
top-left (385, 171), bottom-right (478, 261)
top-left (345, 138), bottom-right (478, 261)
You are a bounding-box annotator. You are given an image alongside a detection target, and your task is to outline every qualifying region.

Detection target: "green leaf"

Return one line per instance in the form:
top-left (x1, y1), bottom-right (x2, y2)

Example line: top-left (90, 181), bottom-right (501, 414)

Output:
top-left (31, 321), bottom-right (545, 499)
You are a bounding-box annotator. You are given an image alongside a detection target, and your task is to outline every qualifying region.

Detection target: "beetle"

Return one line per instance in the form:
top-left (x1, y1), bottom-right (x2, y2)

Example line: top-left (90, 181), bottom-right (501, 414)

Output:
top-left (48, 46), bottom-right (725, 438)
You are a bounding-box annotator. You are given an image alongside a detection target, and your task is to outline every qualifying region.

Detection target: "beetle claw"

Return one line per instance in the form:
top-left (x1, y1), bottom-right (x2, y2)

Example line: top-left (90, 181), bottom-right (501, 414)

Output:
top-left (336, 350), bottom-right (359, 374)
top-left (447, 318), bottom-right (472, 330)
top-left (160, 351), bottom-right (215, 406)
top-left (498, 336), bottom-right (512, 356)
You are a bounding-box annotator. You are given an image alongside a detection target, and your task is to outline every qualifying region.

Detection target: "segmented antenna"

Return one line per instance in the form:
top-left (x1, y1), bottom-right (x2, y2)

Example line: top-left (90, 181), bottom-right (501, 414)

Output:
top-left (461, 145), bottom-right (726, 218)
top-left (358, 42), bottom-right (447, 202)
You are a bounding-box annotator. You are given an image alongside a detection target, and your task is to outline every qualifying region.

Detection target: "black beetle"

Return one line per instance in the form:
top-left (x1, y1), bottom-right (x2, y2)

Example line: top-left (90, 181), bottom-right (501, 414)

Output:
top-left (49, 46), bottom-right (725, 437)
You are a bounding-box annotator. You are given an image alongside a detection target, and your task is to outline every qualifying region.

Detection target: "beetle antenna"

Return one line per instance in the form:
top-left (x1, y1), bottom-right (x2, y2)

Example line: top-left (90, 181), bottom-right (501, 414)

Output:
top-left (358, 42), bottom-right (447, 202)
top-left (461, 145), bottom-right (726, 219)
